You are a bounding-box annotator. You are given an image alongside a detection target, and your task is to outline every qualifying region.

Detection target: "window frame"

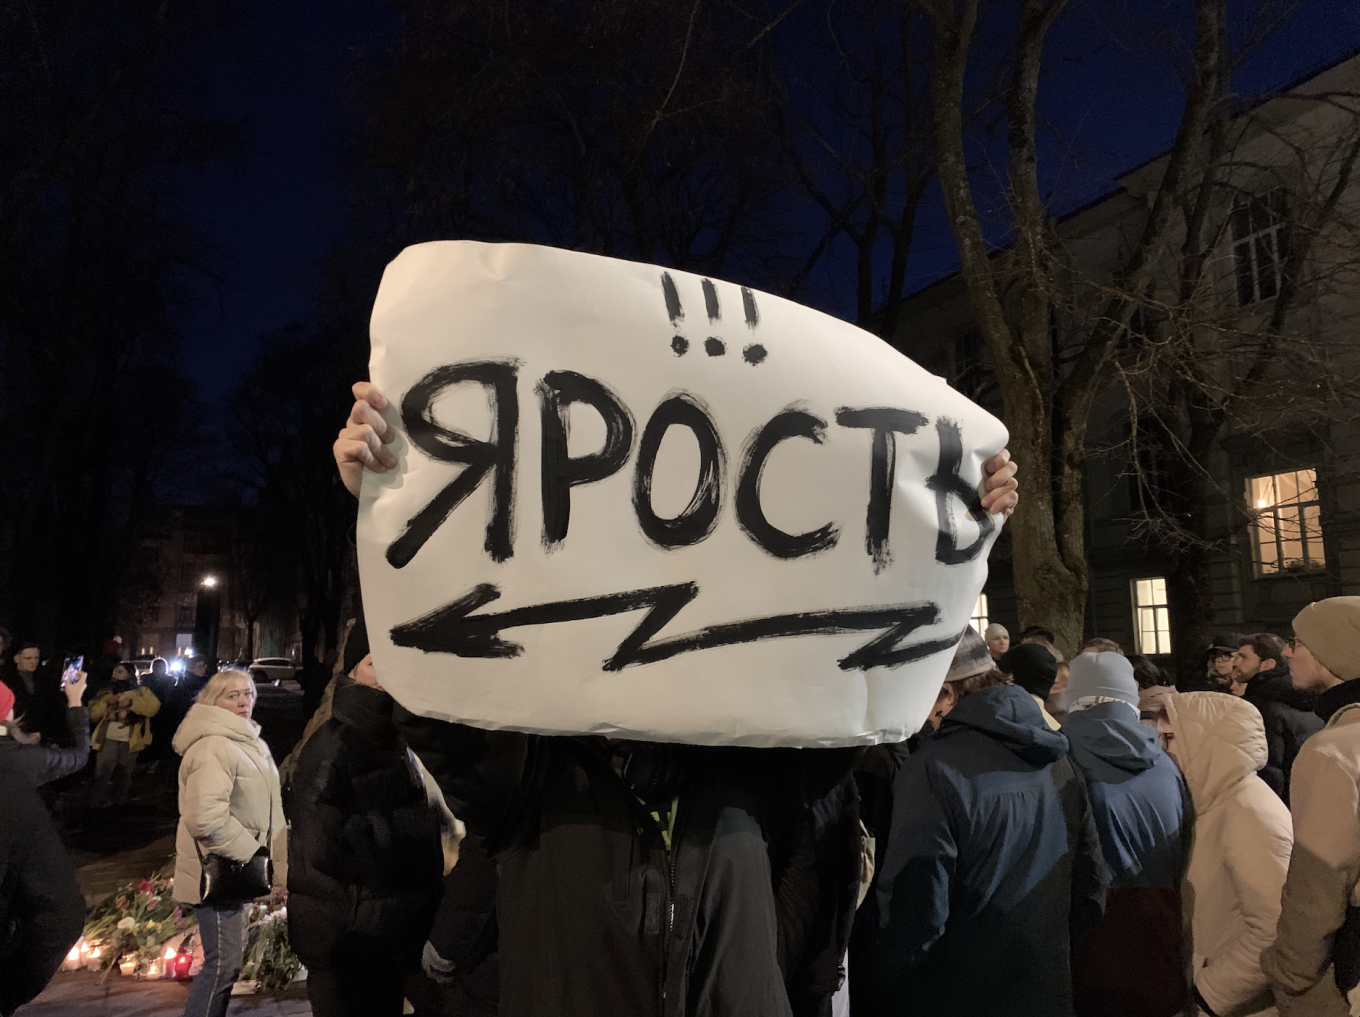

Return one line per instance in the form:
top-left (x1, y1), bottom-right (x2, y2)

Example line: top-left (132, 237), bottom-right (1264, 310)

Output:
top-left (1247, 468), bottom-right (1326, 577)
top-left (1131, 577), bottom-right (1173, 656)
top-left (969, 594), bottom-right (990, 636)
top-left (1230, 190), bottom-right (1288, 307)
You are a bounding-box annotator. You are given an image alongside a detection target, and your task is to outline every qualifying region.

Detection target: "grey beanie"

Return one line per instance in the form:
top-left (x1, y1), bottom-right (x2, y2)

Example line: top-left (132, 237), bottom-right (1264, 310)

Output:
top-left (1066, 651), bottom-right (1139, 709)
top-left (946, 627), bottom-right (994, 683)
top-left (983, 622), bottom-right (1008, 641)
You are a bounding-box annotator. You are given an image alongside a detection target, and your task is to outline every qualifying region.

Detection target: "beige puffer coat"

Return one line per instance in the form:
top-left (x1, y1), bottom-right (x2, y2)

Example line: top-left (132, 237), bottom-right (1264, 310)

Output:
top-left (171, 703), bottom-right (287, 905)
top-left (1264, 701), bottom-right (1360, 1017)
top-left (1166, 691), bottom-right (1294, 1016)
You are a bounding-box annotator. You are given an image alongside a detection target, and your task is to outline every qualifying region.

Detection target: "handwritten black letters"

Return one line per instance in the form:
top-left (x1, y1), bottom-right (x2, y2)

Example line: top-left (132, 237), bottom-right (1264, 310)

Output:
top-left (386, 360), bottom-right (991, 574)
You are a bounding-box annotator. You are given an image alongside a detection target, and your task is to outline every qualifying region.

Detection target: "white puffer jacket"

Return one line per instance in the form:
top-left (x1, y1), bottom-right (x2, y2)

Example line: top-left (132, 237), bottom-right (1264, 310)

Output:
top-left (1166, 692), bottom-right (1294, 1016)
top-left (171, 703), bottom-right (287, 905)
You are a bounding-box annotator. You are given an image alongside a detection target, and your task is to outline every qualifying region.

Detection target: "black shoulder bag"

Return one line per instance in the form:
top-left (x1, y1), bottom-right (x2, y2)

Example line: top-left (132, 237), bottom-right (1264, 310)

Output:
top-left (195, 758), bottom-right (274, 907)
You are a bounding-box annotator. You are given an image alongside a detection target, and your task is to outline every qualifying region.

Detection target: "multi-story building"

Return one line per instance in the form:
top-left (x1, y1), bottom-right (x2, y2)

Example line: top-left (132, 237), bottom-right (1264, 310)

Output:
top-left (893, 53), bottom-right (1360, 669)
top-left (117, 505), bottom-right (297, 664)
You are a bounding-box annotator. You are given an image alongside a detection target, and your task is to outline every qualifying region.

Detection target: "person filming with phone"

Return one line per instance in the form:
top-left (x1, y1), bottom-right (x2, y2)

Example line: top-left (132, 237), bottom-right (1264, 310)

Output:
top-left (1, 659), bottom-right (91, 785)
top-left (88, 661), bottom-right (161, 810)
top-left (0, 662), bottom-right (91, 1015)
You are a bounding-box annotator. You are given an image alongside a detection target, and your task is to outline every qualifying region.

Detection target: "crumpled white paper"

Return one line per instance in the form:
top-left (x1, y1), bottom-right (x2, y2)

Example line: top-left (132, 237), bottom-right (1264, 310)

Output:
top-left (357, 241), bottom-right (1007, 747)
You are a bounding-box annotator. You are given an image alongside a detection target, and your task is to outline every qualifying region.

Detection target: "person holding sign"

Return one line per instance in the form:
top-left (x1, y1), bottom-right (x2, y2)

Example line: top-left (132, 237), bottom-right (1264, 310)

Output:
top-left (335, 378), bottom-right (1017, 1016)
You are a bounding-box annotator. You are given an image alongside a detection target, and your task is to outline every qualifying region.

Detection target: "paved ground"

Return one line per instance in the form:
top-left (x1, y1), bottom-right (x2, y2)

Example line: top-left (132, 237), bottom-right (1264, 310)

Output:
top-left (18, 970), bottom-right (311, 1017)
top-left (15, 686), bottom-right (316, 1016)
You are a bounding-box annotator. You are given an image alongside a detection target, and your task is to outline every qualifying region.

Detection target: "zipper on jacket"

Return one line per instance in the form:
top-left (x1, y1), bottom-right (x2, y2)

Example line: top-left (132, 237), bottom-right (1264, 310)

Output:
top-left (661, 797), bottom-right (686, 1013)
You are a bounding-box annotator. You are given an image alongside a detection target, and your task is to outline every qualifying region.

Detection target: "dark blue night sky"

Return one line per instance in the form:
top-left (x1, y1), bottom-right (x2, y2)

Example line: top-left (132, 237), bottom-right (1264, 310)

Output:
top-left (173, 0), bottom-right (1360, 400)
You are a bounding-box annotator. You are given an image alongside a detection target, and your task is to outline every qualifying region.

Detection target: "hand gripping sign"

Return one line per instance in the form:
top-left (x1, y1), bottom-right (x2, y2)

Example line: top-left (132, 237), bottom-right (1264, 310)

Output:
top-left (358, 241), bottom-right (1008, 747)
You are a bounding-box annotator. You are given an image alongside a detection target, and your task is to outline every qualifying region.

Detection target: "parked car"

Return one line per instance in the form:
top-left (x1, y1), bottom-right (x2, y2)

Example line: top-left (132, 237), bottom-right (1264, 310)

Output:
top-left (249, 657), bottom-right (299, 684)
top-left (129, 654), bottom-right (159, 677)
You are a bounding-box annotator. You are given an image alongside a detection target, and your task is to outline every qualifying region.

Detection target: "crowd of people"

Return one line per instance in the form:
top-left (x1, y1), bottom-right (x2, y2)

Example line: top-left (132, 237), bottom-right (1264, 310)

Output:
top-left (2, 382), bottom-right (1360, 1017)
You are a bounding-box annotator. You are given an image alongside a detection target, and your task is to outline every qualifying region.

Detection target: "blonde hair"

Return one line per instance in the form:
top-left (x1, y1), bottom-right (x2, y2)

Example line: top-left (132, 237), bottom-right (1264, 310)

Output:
top-left (196, 669), bottom-right (257, 707)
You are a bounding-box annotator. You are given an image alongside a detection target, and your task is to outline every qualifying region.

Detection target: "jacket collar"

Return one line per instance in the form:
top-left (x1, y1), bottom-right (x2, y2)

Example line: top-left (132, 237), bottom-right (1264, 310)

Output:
top-left (172, 702), bottom-right (266, 757)
top-left (1244, 665), bottom-right (1316, 711)
top-left (1316, 680), bottom-right (1360, 723)
top-left (331, 678), bottom-right (400, 750)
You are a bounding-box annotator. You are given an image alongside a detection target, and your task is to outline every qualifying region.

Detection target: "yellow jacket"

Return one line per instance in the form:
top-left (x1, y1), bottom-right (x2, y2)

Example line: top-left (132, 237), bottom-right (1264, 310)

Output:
top-left (90, 685), bottom-right (161, 753)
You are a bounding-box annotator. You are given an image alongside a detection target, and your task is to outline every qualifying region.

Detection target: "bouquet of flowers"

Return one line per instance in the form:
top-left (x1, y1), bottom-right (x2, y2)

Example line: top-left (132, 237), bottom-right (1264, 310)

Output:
top-left (80, 867), bottom-right (304, 992)
top-left (81, 870), bottom-right (194, 976)
top-left (238, 903), bottom-right (304, 994)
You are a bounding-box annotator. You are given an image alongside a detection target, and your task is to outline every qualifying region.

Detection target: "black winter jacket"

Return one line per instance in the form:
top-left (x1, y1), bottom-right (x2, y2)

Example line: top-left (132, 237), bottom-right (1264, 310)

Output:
top-left (394, 705), bottom-right (860, 1017)
top-left (424, 830), bottom-right (500, 1013)
top-left (851, 685), bottom-right (1106, 1017)
top-left (1242, 665), bottom-right (1323, 805)
top-left (286, 680), bottom-right (446, 969)
top-left (4, 668), bottom-right (69, 745)
top-left (0, 707), bottom-right (90, 787)
top-left (0, 771), bottom-right (86, 1014)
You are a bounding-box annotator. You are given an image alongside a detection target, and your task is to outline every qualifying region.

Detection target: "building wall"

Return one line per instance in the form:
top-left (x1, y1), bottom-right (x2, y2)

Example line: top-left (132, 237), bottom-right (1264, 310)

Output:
top-left (889, 54), bottom-right (1360, 667)
top-left (116, 506), bottom-right (298, 665)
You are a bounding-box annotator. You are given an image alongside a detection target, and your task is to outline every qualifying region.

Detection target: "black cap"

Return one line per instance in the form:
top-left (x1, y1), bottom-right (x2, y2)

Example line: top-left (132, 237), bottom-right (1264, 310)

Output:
top-left (998, 642), bottom-right (1058, 698)
top-left (1206, 632), bottom-right (1245, 658)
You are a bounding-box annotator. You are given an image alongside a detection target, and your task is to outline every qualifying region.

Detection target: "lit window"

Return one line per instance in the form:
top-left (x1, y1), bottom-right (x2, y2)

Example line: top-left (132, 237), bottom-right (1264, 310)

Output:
top-left (1249, 469), bottom-right (1325, 574)
top-left (1132, 578), bottom-right (1172, 655)
top-left (970, 594), bottom-right (990, 636)
top-left (1231, 191), bottom-right (1288, 306)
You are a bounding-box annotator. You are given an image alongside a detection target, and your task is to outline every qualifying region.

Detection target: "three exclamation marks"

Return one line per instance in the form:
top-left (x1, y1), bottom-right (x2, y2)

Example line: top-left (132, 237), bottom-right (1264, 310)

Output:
top-left (661, 272), bottom-right (768, 365)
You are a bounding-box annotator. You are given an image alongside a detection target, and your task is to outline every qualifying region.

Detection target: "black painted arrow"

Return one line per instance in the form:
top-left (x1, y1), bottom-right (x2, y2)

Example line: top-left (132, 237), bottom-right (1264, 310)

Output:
top-left (389, 582), bottom-right (964, 672)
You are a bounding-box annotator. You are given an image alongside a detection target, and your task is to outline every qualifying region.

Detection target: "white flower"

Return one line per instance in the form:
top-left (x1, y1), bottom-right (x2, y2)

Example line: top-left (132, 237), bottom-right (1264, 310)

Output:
top-left (116, 917), bottom-right (135, 930)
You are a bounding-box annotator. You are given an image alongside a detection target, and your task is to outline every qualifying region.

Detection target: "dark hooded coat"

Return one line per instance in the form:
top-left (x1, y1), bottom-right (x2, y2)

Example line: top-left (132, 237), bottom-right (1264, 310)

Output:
top-left (394, 705), bottom-right (861, 1017)
top-left (0, 709), bottom-right (88, 1016)
top-left (286, 679), bottom-right (447, 972)
top-left (850, 684), bottom-right (1105, 1017)
top-left (1241, 665), bottom-right (1323, 805)
top-left (1062, 702), bottom-right (1193, 1017)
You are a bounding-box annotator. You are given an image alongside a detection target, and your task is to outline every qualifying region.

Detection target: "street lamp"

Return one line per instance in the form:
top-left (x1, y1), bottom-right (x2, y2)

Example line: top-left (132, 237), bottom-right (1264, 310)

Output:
top-left (195, 577), bottom-right (222, 663)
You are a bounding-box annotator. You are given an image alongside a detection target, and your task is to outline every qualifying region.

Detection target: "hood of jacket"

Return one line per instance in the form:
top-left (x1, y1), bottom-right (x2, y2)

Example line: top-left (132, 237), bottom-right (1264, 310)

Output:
top-left (172, 702), bottom-right (265, 756)
top-left (330, 677), bottom-right (400, 750)
top-left (1164, 691), bottom-right (1266, 813)
top-left (1062, 702), bottom-right (1160, 779)
top-left (936, 683), bottom-right (1069, 766)
top-left (1244, 665), bottom-right (1315, 712)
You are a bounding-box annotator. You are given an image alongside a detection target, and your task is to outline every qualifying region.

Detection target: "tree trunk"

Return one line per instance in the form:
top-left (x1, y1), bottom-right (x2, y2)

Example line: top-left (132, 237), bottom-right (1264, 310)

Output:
top-left (998, 370), bottom-right (1089, 655)
top-left (1167, 545), bottom-right (1216, 688)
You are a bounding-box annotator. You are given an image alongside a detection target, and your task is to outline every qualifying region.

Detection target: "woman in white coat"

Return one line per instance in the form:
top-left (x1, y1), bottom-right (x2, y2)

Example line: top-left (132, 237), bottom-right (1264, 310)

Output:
top-left (1158, 692), bottom-right (1293, 1016)
top-left (172, 670), bottom-right (287, 1017)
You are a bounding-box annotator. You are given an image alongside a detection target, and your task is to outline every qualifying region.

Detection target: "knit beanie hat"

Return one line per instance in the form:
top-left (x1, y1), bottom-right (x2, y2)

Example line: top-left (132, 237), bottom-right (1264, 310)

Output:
top-left (998, 642), bottom-right (1058, 697)
top-left (983, 622), bottom-right (1008, 641)
top-left (1066, 652), bottom-right (1139, 709)
top-left (1292, 597), bottom-right (1360, 682)
top-left (342, 610), bottom-right (371, 677)
top-left (0, 680), bottom-right (13, 723)
top-left (947, 627), bottom-right (995, 683)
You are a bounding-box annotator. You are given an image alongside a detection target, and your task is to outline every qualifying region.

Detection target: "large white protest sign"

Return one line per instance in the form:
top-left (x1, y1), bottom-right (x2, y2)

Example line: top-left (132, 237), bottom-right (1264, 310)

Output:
top-left (357, 241), bottom-right (1008, 747)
